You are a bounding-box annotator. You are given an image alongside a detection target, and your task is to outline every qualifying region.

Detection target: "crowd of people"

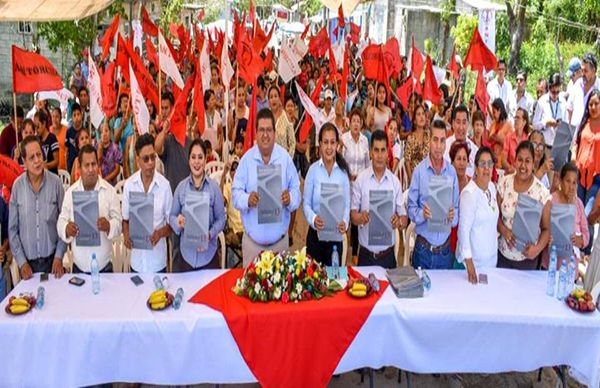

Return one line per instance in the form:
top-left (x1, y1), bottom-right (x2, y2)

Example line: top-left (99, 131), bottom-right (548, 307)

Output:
top-left (0, 26), bottom-right (599, 304)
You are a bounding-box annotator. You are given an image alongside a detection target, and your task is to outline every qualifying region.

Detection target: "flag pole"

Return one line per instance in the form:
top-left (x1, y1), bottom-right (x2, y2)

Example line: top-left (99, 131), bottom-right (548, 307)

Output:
top-left (13, 92), bottom-right (19, 145)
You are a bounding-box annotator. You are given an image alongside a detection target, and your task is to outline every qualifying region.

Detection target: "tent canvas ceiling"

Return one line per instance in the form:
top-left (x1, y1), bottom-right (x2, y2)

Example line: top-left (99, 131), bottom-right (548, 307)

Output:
top-left (0, 0), bottom-right (114, 21)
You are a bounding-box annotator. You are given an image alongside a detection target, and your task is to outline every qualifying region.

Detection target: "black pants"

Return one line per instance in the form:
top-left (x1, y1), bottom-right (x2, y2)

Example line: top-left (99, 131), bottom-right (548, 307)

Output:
top-left (305, 227), bottom-right (343, 267)
top-left (172, 250), bottom-right (220, 272)
top-left (358, 245), bottom-right (397, 269)
top-left (28, 255), bottom-right (54, 273)
top-left (497, 250), bottom-right (540, 270)
top-left (73, 262), bottom-right (113, 274)
top-left (350, 224), bottom-right (359, 256)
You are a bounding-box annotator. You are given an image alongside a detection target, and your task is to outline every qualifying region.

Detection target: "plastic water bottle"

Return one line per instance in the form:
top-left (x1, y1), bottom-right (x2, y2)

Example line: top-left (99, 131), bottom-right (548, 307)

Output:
top-left (418, 266), bottom-right (432, 292)
top-left (567, 256), bottom-right (576, 294)
top-left (91, 253), bottom-right (100, 295)
top-left (546, 246), bottom-right (558, 296)
top-left (173, 287), bottom-right (184, 310)
top-left (36, 286), bottom-right (45, 309)
top-left (557, 259), bottom-right (567, 300)
top-left (331, 246), bottom-right (340, 280)
top-left (153, 275), bottom-right (164, 290)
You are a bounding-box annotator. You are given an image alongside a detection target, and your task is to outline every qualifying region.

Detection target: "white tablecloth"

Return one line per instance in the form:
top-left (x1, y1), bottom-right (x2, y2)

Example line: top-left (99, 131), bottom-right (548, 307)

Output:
top-left (1, 268), bottom-right (599, 388)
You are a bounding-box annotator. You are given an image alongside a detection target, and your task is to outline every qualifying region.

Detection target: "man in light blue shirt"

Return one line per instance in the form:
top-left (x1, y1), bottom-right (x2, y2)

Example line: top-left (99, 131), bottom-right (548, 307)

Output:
top-left (408, 120), bottom-right (459, 269)
top-left (233, 108), bottom-right (301, 266)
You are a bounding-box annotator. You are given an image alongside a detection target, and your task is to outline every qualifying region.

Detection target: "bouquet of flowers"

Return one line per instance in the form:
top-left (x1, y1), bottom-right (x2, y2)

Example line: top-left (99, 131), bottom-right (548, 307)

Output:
top-left (233, 247), bottom-right (342, 303)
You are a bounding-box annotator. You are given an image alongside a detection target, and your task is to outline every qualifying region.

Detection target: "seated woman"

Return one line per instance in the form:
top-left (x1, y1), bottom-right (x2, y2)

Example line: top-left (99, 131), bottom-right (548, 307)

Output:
top-left (497, 141), bottom-right (551, 269)
top-left (303, 123), bottom-right (351, 266)
top-left (169, 139), bottom-right (226, 271)
top-left (457, 147), bottom-right (499, 283)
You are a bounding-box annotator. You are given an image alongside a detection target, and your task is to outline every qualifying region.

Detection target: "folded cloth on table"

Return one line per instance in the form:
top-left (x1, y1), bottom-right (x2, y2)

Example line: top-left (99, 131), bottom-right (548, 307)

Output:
top-left (386, 266), bottom-right (424, 298)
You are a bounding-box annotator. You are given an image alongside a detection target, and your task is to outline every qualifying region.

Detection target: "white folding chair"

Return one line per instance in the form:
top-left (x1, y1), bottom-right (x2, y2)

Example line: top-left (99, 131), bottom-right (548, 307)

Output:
top-left (116, 169), bottom-right (124, 183)
top-left (222, 140), bottom-right (230, 164)
top-left (58, 169), bottom-right (71, 190)
top-left (398, 158), bottom-right (409, 192)
top-left (205, 161), bottom-right (225, 176)
top-left (218, 232), bottom-right (226, 269)
top-left (211, 150), bottom-right (221, 162)
top-left (9, 253), bottom-right (20, 287)
top-left (114, 180), bottom-right (125, 208)
top-left (342, 233), bottom-right (348, 266)
top-left (402, 222), bottom-right (416, 268)
top-left (111, 235), bottom-right (124, 273)
top-left (63, 246), bottom-right (74, 273)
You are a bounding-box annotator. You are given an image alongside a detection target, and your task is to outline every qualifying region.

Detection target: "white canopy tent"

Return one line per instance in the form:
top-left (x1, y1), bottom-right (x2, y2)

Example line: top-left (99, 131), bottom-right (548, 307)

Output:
top-left (0, 0), bottom-right (115, 21)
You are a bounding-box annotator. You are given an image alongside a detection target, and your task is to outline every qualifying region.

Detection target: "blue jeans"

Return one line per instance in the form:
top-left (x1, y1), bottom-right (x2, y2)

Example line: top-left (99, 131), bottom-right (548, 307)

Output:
top-left (0, 267), bottom-right (6, 303)
top-left (577, 174), bottom-right (600, 254)
top-left (412, 238), bottom-right (453, 270)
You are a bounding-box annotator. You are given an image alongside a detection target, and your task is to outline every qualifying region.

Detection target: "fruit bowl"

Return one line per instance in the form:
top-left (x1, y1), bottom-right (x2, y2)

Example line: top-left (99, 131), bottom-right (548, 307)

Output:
top-left (146, 290), bottom-right (174, 311)
top-left (5, 295), bottom-right (36, 316)
top-left (565, 289), bottom-right (596, 314)
top-left (346, 278), bottom-right (373, 298)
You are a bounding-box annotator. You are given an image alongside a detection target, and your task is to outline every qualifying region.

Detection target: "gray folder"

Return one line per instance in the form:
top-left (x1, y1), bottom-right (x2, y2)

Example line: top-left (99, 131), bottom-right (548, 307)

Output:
top-left (318, 183), bottom-right (344, 242)
top-left (73, 191), bottom-right (100, 247)
top-left (129, 191), bottom-right (154, 250)
top-left (551, 203), bottom-right (575, 259)
top-left (368, 190), bottom-right (393, 246)
top-left (427, 175), bottom-right (453, 233)
top-left (257, 164), bottom-right (283, 225)
top-left (512, 194), bottom-right (543, 252)
top-left (552, 121), bottom-right (576, 172)
top-left (182, 191), bottom-right (210, 251)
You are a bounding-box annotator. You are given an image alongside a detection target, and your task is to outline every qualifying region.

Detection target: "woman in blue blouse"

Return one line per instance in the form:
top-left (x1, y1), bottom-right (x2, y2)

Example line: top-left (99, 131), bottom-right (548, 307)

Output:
top-left (169, 139), bottom-right (226, 271)
top-left (303, 123), bottom-right (351, 266)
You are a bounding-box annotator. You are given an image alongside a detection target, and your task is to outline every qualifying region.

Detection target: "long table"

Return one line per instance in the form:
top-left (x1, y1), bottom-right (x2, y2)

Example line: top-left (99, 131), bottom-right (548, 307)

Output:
top-left (1, 268), bottom-right (599, 387)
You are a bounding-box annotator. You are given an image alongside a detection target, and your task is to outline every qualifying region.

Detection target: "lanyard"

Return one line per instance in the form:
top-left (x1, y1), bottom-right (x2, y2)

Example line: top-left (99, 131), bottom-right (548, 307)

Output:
top-left (549, 100), bottom-right (560, 120)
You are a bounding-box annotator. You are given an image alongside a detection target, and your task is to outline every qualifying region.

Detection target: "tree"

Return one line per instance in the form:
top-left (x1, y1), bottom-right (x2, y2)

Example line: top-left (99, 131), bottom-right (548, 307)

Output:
top-left (160, 0), bottom-right (184, 32)
top-left (506, 0), bottom-right (528, 75)
top-left (450, 14), bottom-right (478, 57)
top-left (440, 0), bottom-right (456, 64)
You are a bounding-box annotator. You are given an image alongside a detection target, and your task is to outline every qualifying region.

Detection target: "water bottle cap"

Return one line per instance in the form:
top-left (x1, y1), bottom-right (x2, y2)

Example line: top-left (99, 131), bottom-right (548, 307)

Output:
top-left (333, 246), bottom-right (337, 251)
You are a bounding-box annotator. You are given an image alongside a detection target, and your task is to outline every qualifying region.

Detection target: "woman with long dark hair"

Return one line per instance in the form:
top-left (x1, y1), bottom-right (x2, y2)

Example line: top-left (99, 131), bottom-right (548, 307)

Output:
top-left (488, 98), bottom-right (513, 169)
top-left (366, 83), bottom-right (392, 131)
top-left (303, 123), bottom-right (351, 265)
top-left (202, 89), bottom-right (224, 156)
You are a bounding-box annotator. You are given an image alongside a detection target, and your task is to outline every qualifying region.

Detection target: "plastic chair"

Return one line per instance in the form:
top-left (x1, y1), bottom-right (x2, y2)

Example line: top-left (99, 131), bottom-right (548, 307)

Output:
top-left (58, 169), bottom-right (71, 190)
top-left (63, 246), bottom-right (74, 273)
top-left (402, 222), bottom-right (416, 268)
top-left (218, 232), bottom-right (226, 269)
top-left (205, 161), bottom-right (225, 176)
top-left (342, 233), bottom-right (348, 266)
top-left (9, 254), bottom-right (20, 287)
top-left (398, 158), bottom-right (409, 192)
top-left (211, 150), bottom-right (221, 162)
top-left (114, 180), bottom-right (125, 207)
top-left (116, 169), bottom-right (124, 183)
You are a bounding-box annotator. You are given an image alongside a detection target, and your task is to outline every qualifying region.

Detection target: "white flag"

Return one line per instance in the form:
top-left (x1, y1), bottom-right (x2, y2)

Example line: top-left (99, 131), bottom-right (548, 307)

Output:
top-left (36, 88), bottom-right (74, 116)
top-left (200, 39), bottom-right (211, 94)
top-left (221, 44), bottom-right (234, 89)
top-left (132, 20), bottom-right (143, 52)
top-left (129, 61), bottom-right (150, 135)
top-left (158, 30), bottom-right (185, 89)
top-left (279, 43), bottom-right (302, 83)
top-left (333, 40), bottom-right (344, 70)
top-left (295, 81), bottom-right (327, 134)
top-left (88, 54), bottom-right (104, 129)
top-left (347, 89), bottom-right (359, 111)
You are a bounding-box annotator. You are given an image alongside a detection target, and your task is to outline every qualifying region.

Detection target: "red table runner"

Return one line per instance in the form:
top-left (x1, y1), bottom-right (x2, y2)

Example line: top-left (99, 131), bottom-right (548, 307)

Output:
top-left (189, 268), bottom-right (388, 388)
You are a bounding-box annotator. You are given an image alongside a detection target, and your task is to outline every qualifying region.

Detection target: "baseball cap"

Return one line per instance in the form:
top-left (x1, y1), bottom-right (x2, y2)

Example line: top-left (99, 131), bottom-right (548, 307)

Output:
top-left (566, 57), bottom-right (581, 78)
top-left (324, 89), bottom-right (333, 99)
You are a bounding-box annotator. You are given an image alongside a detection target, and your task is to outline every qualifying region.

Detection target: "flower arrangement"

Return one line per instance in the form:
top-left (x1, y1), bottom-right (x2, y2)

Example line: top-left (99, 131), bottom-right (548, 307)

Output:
top-left (233, 247), bottom-right (342, 303)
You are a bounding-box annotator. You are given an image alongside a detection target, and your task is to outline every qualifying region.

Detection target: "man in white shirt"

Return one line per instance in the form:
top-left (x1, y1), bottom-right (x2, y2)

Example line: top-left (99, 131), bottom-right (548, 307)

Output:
top-left (533, 73), bottom-right (567, 147)
top-left (565, 57), bottom-right (582, 101)
top-left (57, 144), bottom-right (122, 273)
top-left (509, 70), bottom-right (535, 119)
top-left (122, 133), bottom-right (173, 273)
top-left (486, 59), bottom-right (512, 112)
top-left (444, 105), bottom-right (478, 177)
top-left (320, 89), bottom-right (336, 123)
top-left (567, 53), bottom-right (599, 130)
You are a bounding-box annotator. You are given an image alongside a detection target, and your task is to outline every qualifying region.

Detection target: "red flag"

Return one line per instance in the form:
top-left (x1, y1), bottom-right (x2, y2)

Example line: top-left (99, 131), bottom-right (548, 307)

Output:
top-left (117, 35), bottom-right (159, 109)
top-left (215, 30), bottom-right (225, 66)
top-left (198, 8), bottom-right (206, 22)
top-left (308, 27), bottom-right (329, 57)
top-left (145, 37), bottom-right (158, 69)
top-left (327, 38), bottom-right (337, 83)
top-left (249, 0), bottom-right (256, 26)
top-left (280, 83), bottom-right (286, 102)
top-left (194, 23), bottom-right (204, 54)
top-left (141, 6), bottom-right (158, 36)
top-left (301, 23), bottom-right (310, 40)
top-left (340, 43), bottom-right (349, 101)
top-left (463, 28), bottom-right (497, 72)
top-left (423, 55), bottom-right (442, 105)
top-left (169, 23), bottom-right (179, 39)
top-left (410, 36), bottom-right (424, 81)
top-left (12, 46), bottom-right (63, 94)
top-left (337, 5), bottom-right (346, 29)
top-left (0, 154), bottom-right (23, 191)
top-left (383, 37), bottom-right (403, 78)
top-left (396, 77), bottom-right (413, 110)
top-left (193, 61), bottom-right (206, 136)
top-left (253, 21), bottom-right (267, 52)
top-left (99, 61), bottom-right (117, 117)
top-left (263, 49), bottom-right (273, 72)
top-left (101, 15), bottom-right (120, 61)
top-left (243, 81), bottom-right (258, 153)
top-left (361, 44), bottom-right (387, 84)
top-left (448, 45), bottom-right (459, 80)
top-left (349, 23), bottom-right (360, 45)
top-left (475, 68), bottom-right (490, 117)
top-left (115, 34), bottom-right (130, 70)
top-left (299, 76), bottom-right (323, 144)
top-left (237, 32), bottom-right (263, 85)
top-left (176, 24), bottom-right (190, 64)
top-left (169, 75), bottom-right (194, 146)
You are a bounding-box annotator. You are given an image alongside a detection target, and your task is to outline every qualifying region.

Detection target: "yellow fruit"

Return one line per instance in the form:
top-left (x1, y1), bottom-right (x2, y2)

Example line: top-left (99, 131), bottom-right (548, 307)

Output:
top-left (149, 294), bottom-right (167, 304)
top-left (352, 283), bottom-right (367, 292)
top-left (350, 289), bottom-right (367, 297)
top-left (150, 290), bottom-right (166, 299)
top-left (9, 304), bottom-right (29, 314)
top-left (11, 298), bottom-right (30, 308)
top-left (151, 301), bottom-right (166, 310)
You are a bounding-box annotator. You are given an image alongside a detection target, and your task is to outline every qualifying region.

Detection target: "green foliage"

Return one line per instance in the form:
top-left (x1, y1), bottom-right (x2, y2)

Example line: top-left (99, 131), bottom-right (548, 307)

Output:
top-left (544, 0), bottom-right (600, 44)
top-left (450, 14), bottom-right (478, 56)
top-left (160, 0), bottom-right (185, 32)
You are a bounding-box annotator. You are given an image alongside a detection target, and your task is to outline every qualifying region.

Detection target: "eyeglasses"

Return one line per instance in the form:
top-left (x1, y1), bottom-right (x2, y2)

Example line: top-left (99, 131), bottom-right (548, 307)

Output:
top-left (141, 154), bottom-right (157, 163)
top-left (531, 142), bottom-right (545, 151)
top-left (477, 160), bottom-right (494, 169)
top-left (516, 78), bottom-right (525, 83)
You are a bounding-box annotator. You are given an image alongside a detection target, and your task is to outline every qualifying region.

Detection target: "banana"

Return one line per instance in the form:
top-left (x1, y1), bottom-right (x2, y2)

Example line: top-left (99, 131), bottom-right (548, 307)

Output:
top-left (9, 304), bottom-right (29, 314)
top-left (350, 289), bottom-right (367, 297)
top-left (151, 301), bottom-right (167, 310)
top-left (150, 290), bottom-right (166, 299)
top-left (11, 298), bottom-right (30, 308)
top-left (352, 283), bottom-right (367, 292)
top-left (149, 294), bottom-right (167, 304)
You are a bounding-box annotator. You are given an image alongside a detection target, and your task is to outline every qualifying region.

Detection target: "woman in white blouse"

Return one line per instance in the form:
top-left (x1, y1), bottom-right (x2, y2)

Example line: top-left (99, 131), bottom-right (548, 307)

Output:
top-left (458, 147), bottom-right (499, 283)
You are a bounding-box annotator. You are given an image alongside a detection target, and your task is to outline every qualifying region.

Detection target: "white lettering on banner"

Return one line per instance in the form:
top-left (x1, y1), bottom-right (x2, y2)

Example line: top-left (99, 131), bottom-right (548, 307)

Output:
top-left (291, 37), bottom-right (308, 59)
top-left (200, 40), bottom-right (211, 94)
top-left (37, 88), bottom-right (74, 116)
top-left (279, 43), bottom-right (301, 83)
top-left (478, 9), bottom-right (496, 54)
top-left (129, 61), bottom-right (150, 135)
top-left (88, 54), bottom-right (104, 128)
top-left (158, 30), bottom-right (185, 89)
